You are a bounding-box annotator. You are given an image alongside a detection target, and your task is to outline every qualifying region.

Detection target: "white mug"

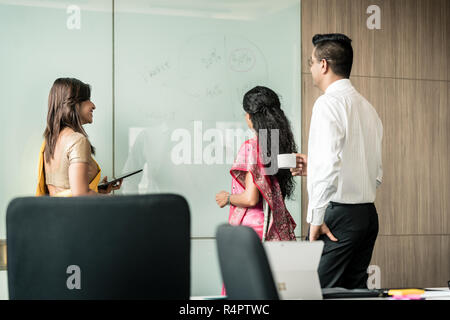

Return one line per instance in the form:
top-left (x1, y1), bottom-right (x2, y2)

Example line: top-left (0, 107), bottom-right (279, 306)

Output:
top-left (277, 153), bottom-right (297, 169)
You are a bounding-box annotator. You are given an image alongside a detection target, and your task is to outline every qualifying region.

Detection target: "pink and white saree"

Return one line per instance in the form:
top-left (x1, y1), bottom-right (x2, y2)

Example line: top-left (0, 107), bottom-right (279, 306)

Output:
top-left (228, 137), bottom-right (297, 241)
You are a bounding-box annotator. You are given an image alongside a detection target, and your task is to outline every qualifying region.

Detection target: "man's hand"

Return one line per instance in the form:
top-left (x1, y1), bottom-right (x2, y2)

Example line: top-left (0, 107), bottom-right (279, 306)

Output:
top-left (290, 153), bottom-right (307, 176)
top-left (309, 223), bottom-right (338, 242)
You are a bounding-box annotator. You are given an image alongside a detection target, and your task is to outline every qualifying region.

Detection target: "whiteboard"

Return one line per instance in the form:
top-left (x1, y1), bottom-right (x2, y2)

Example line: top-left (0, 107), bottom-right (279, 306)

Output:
top-left (114, 0), bottom-right (302, 237)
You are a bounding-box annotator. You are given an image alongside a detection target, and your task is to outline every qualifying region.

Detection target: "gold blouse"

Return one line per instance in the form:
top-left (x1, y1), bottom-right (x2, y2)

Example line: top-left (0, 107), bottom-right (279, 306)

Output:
top-left (44, 132), bottom-right (99, 190)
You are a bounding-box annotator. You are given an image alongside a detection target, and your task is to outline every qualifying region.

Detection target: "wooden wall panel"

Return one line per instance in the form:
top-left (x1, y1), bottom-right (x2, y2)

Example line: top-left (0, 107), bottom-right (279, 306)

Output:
top-left (353, 77), bottom-right (449, 235)
top-left (370, 236), bottom-right (443, 288)
top-left (301, 0), bottom-right (449, 81)
top-left (442, 236), bottom-right (450, 285)
top-left (445, 82), bottom-right (450, 233)
top-left (412, 0), bottom-right (448, 81)
top-left (448, 2), bottom-right (450, 81)
top-left (301, 0), bottom-right (449, 287)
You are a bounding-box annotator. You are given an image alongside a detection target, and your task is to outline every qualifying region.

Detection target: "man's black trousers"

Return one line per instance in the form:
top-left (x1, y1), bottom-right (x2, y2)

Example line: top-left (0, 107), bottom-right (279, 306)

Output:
top-left (307, 202), bottom-right (379, 289)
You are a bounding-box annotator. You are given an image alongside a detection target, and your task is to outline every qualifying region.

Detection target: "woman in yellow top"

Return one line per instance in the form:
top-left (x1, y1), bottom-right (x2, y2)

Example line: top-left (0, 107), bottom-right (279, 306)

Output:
top-left (36, 78), bottom-right (121, 196)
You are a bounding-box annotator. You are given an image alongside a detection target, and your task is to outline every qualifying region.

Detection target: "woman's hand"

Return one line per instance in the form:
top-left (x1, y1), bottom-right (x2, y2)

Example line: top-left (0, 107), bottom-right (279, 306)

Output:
top-left (216, 191), bottom-right (230, 208)
top-left (98, 176), bottom-right (123, 195)
top-left (218, 173), bottom-right (260, 208)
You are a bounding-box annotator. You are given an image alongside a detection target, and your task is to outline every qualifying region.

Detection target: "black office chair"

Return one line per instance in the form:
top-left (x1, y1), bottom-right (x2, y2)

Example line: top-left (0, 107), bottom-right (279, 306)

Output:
top-left (6, 194), bottom-right (190, 300)
top-left (216, 224), bottom-right (279, 300)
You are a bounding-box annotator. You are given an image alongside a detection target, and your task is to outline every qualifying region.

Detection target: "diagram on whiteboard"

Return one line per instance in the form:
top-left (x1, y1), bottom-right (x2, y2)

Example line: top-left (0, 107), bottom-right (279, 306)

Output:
top-left (177, 34), bottom-right (268, 111)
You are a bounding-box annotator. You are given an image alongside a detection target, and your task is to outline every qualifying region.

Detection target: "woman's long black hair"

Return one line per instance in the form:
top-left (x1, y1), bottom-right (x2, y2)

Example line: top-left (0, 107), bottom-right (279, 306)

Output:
top-left (243, 86), bottom-right (298, 199)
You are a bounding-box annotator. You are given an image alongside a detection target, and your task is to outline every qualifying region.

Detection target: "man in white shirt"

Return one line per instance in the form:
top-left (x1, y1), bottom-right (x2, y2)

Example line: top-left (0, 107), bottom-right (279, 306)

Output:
top-left (291, 34), bottom-right (383, 288)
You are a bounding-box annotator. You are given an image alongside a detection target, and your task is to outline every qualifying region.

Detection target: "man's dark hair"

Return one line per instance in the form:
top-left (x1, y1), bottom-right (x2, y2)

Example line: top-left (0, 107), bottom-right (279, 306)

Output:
top-left (312, 33), bottom-right (353, 78)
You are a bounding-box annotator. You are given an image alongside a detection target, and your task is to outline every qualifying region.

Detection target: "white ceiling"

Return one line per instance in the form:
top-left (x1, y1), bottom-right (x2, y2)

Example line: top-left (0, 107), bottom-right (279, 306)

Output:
top-left (0, 0), bottom-right (300, 20)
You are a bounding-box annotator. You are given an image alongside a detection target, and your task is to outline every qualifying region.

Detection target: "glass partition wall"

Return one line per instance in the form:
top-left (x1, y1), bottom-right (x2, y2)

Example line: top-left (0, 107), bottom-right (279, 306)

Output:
top-left (0, 0), bottom-right (301, 297)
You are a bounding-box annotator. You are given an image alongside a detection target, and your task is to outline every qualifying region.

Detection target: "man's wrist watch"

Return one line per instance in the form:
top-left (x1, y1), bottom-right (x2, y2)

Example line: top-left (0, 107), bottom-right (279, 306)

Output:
top-left (227, 194), bottom-right (231, 206)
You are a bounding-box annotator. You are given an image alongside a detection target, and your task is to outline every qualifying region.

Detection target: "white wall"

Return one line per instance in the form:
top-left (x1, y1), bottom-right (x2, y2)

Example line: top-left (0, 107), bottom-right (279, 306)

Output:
top-left (0, 272), bottom-right (8, 299)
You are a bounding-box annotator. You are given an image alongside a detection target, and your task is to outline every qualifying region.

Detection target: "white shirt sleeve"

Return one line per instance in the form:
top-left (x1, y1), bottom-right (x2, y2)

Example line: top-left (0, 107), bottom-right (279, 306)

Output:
top-left (307, 97), bottom-right (346, 226)
top-left (376, 120), bottom-right (383, 188)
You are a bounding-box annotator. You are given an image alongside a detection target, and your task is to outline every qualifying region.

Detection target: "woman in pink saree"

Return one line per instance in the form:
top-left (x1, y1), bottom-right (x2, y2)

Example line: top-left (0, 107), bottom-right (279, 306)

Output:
top-left (216, 86), bottom-right (297, 242)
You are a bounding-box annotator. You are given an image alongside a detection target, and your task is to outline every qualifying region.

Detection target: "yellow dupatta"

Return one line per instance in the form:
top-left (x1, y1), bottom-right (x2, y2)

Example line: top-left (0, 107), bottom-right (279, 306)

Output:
top-left (36, 140), bottom-right (101, 197)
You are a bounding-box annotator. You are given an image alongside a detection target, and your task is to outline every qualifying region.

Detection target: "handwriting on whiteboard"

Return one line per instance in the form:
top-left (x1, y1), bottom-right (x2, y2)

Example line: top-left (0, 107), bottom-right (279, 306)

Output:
top-left (229, 48), bottom-right (255, 72)
top-left (201, 48), bottom-right (222, 69)
top-left (205, 84), bottom-right (223, 98)
top-left (143, 61), bottom-right (171, 83)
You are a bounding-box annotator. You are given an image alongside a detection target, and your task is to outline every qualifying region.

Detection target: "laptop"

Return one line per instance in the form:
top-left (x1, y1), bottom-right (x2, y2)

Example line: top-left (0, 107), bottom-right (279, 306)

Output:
top-left (264, 241), bottom-right (324, 300)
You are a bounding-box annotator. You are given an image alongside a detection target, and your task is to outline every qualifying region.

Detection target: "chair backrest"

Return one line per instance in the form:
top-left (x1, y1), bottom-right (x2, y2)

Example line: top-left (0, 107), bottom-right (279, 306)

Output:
top-left (216, 224), bottom-right (279, 300)
top-left (6, 194), bottom-right (190, 300)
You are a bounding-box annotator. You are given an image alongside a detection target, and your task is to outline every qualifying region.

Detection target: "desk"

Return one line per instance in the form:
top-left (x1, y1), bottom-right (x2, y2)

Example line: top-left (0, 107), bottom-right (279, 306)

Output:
top-left (333, 288), bottom-right (450, 300)
top-left (319, 287), bottom-right (450, 300)
top-left (191, 288), bottom-right (450, 300)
